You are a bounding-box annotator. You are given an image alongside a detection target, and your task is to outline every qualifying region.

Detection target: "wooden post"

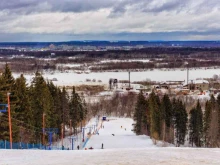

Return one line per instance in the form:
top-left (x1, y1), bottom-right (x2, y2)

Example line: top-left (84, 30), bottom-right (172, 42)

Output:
top-left (7, 93), bottom-right (12, 149)
top-left (61, 123), bottom-right (64, 147)
top-left (42, 113), bottom-right (45, 146)
top-left (70, 119), bottom-right (72, 136)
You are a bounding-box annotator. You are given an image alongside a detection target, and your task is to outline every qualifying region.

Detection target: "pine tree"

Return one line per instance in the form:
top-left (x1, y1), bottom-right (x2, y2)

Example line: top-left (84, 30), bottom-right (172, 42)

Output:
top-left (60, 86), bottom-right (69, 136)
top-left (29, 72), bottom-right (53, 142)
top-left (204, 100), bottom-right (212, 147)
top-left (148, 91), bottom-right (161, 141)
top-left (189, 101), bottom-right (203, 147)
top-left (69, 86), bottom-right (87, 135)
top-left (0, 63), bottom-right (19, 141)
top-left (14, 74), bottom-right (34, 142)
top-left (161, 94), bottom-right (173, 142)
top-left (133, 91), bottom-right (147, 135)
top-left (216, 94), bottom-right (220, 142)
top-left (173, 100), bottom-right (187, 147)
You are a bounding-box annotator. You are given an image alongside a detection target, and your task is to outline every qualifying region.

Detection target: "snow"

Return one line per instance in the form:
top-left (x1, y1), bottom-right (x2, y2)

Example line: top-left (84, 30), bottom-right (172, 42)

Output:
top-left (12, 68), bottom-right (220, 86)
top-left (100, 59), bottom-right (150, 63)
top-left (85, 118), bottom-right (156, 149)
top-left (56, 63), bottom-right (81, 68)
top-left (194, 79), bottom-right (209, 84)
top-left (1, 147), bottom-right (220, 165)
top-left (1, 117), bottom-right (220, 165)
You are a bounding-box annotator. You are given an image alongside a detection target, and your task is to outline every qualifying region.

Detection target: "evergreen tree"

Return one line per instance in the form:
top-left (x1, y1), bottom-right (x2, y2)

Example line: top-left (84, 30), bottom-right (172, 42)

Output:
top-left (161, 94), bottom-right (173, 142)
top-left (204, 100), bottom-right (212, 147)
top-left (133, 91), bottom-right (147, 135)
top-left (29, 72), bottom-right (53, 142)
top-left (14, 74), bottom-right (34, 142)
top-left (189, 101), bottom-right (203, 147)
top-left (216, 94), bottom-right (220, 141)
top-left (60, 86), bottom-right (69, 135)
top-left (173, 100), bottom-right (187, 147)
top-left (69, 86), bottom-right (87, 135)
top-left (0, 64), bottom-right (19, 141)
top-left (148, 92), bottom-right (161, 141)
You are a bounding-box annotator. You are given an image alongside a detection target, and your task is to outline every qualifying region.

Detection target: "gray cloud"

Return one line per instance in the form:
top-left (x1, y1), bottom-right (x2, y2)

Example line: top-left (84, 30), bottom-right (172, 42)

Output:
top-left (0, 0), bottom-right (117, 14)
top-left (0, 0), bottom-right (220, 41)
top-left (0, 0), bottom-right (219, 15)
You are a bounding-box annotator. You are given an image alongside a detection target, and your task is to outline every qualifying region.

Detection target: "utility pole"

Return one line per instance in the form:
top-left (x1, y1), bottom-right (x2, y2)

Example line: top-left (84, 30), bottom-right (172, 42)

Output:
top-left (128, 71), bottom-right (131, 89)
top-left (69, 119), bottom-right (72, 136)
top-left (187, 67), bottom-right (189, 89)
top-left (7, 93), bottom-right (12, 149)
top-left (42, 113), bottom-right (45, 146)
top-left (61, 123), bottom-right (64, 147)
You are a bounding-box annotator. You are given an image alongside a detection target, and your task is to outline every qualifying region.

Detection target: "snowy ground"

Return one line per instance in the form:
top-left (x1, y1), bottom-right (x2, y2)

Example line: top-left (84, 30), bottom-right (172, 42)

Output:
top-left (13, 68), bottom-right (220, 86)
top-left (85, 118), bottom-right (155, 149)
top-left (1, 148), bottom-right (220, 165)
top-left (1, 118), bottom-right (220, 165)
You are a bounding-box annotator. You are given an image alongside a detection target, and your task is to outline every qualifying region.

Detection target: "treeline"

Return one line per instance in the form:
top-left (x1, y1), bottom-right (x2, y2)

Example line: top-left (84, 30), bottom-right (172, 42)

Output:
top-left (0, 64), bottom-right (87, 144)
top-left (134, 92), bottom-right (220, 147)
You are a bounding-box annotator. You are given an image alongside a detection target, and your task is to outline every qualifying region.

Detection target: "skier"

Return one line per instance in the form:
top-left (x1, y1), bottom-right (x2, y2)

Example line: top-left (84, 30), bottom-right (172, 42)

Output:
top-left (77, 145), bottom-right (80, 150)
top-left (101, 143), bottom-right (104, 149)
top-left (125, 128), bottom-right (126, 131)
top-left (103, 125), bottom-right (104, 129)
top-left (62, 145), bottom-right (64, 150)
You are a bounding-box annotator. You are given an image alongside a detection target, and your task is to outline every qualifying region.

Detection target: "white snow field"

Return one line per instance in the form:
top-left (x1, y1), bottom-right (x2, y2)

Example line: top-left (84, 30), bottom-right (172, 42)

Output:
top-left (1, 118), bottom-right (220, 165)
top-left (85, 118), bottom-right (156, 149)
top-left (13, 68), bottom-right (220, 86)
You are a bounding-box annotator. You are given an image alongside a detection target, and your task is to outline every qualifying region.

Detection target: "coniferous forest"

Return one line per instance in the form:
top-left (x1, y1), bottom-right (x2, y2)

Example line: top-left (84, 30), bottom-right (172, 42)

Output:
top-left (134, 91), bottom-right (220, 148)
top-left (0, 64), bottom-right (87, 144)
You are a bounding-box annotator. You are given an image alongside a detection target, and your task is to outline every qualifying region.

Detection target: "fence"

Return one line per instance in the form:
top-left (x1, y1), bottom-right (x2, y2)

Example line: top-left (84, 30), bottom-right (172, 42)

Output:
top-left (0, 140), bottom-right (70, 150)
top-left (0, 140), bottom-right (45, 150)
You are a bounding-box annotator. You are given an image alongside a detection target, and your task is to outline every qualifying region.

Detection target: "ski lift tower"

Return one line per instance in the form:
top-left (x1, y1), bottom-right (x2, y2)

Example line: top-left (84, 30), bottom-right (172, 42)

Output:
top-left (92, 124), bottom-right (96, 134)
top-left (68, 136), bottom-right (77, 150)
top-left (44, 128), bottom-right (58, 150)
top-left (82, 127), bottom-right (87, 142)
top-left (0, 97), bottom-right (12, 149)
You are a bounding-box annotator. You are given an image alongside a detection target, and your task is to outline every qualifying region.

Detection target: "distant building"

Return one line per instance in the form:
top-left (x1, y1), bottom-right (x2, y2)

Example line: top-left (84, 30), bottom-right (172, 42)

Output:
top-left (183, 79), bottom-right (209, 91)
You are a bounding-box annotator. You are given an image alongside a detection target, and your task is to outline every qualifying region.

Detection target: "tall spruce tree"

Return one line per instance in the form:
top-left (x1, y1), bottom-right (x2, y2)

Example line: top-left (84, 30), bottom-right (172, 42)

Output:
top-left (0, 64), bottom-right (19, 141)
top-left (133, 91), bottom-right (147, 135)
top-left (60, 86), bottom-right (69, 135)
top-left (14, 74), bottom-right (34, 142)
top-left (173, 100), bottom-right (187, 147)
top-left (189, 101), bottom-right (203, 147)
top-left (216, 94), bottom-right (220, 141)
top-left (69, 86), bottom-right (86, 134)
top-left (161, 94), bottom-right (173, 142)
top-left (29, 72), bottom-right (53, 142)
top-left (204, 100), bottom-right (212, 147)
top-left (148, 91), bottom-right (161, 140)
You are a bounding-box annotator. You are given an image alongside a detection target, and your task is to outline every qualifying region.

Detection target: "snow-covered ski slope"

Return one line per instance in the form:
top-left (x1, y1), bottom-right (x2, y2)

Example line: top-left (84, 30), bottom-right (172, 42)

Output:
top-left (85, 117), bottom-right (156, 149)
top-left (1, 118), bottom-right (220, 165)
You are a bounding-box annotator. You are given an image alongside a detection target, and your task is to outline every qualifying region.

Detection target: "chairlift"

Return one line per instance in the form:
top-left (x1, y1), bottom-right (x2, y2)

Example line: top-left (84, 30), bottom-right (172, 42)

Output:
top-left (0, 104), bottom-right (8, 113)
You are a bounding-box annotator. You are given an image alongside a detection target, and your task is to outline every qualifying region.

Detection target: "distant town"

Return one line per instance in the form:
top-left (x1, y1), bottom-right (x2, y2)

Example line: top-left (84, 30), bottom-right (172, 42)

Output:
top-left (0, 41), bottom-right (220, 52)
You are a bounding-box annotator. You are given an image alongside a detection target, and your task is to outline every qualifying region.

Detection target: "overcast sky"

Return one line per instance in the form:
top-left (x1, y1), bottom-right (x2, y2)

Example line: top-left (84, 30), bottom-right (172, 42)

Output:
top-left (0, 0), bottom-right (220, 41)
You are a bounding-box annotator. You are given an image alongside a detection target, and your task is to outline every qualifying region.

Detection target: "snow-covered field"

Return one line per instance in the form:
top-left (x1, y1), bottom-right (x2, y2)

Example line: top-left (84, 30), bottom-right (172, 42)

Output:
top-left (1, 118), bottom-right (220, 165)
top-left (13, 68), bottom-right (220, 86)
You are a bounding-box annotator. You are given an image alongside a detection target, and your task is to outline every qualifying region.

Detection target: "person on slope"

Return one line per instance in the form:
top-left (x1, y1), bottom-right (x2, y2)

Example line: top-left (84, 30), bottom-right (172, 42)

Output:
top-left (77, 145), bottom-right (80, 150)
top-left (101, 143), bottom-right (104, 149)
